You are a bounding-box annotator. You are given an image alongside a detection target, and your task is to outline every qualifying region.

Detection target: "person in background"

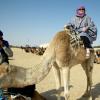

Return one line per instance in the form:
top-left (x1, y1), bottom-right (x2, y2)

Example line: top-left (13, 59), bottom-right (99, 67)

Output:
top-left (65, 6), bottom-right (97, 58)
top-left (0, 30), bottom-right (13, 99)
top-left (0, 30), bottom-right (13, 64)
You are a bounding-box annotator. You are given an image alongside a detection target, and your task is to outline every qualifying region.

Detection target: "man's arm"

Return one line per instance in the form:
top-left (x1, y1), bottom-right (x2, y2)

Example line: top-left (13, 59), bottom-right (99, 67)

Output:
top-left (86, 16), bottom-right (97, 32)
top-left (2, 40), bottom-right (13, 57)
top-left (3, 46), bottom-right (13, 57)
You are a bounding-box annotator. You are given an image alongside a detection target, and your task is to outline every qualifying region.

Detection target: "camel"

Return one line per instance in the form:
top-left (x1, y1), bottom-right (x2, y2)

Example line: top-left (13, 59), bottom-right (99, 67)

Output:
top-left (0, 29), bottom-right (94, 100)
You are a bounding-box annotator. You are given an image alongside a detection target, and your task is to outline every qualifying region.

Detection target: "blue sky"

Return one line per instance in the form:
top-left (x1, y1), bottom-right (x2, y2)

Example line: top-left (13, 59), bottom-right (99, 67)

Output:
top-left (0, 0), bottom-right (100, 46)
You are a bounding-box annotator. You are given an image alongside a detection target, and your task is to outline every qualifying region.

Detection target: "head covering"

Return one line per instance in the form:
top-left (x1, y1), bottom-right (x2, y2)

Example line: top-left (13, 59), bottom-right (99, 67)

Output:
top-left (77, 6), bottom-right (85, 11)
top-left (0, 30), bottom-right (3, 36)
top-left (76, 6), bottom-right (86, 17)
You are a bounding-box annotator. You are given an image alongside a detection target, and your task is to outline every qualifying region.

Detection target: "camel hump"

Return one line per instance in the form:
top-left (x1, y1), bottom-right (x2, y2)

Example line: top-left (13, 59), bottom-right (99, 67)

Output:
top-left (49, 30), bottom-right (71, 49)
top-left (53, 30), bottom-right (70, 41)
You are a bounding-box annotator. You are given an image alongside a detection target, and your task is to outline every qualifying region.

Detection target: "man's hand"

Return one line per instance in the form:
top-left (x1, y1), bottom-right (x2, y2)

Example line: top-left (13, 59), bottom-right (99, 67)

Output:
top-left (82, 27), bottom-right (88, 32)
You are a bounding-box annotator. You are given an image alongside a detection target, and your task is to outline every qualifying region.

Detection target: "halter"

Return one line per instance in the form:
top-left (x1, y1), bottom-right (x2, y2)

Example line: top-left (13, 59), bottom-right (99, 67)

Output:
top-left (65, 25), bottom-right (83, 48)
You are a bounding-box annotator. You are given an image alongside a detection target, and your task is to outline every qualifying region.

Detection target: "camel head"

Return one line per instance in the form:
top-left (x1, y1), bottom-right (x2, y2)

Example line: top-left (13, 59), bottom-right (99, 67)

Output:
top-left (0, 64), bottom-right (10, 78)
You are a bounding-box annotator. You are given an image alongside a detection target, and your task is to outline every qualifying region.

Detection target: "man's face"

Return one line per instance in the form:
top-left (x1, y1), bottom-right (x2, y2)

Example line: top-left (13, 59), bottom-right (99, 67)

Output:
top-left (78, 9), bottom-right (85, 14)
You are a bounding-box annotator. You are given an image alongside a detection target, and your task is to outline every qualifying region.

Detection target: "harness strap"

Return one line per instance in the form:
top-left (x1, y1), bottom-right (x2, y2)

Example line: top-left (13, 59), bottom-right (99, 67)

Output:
top-left (64, 29), bottom-right (83, 48)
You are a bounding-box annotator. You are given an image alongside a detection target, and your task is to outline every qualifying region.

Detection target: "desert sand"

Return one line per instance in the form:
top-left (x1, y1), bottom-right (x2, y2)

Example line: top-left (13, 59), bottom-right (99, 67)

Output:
top-left (9, 48), bottom-right (100, 100)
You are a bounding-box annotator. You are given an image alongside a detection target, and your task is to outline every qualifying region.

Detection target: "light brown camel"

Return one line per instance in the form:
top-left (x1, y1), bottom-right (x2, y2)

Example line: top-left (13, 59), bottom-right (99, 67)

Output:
top-left (0, 29), bottom-right (94, 100)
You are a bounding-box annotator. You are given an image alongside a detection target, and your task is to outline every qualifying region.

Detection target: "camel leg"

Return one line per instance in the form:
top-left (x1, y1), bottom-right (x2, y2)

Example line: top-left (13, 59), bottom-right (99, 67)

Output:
top-left (62, 67), bottom-right (70, 100)
top-left (52, 62), bottom-right (61, 100)
top-left (81, 62), bottom-right (93, 97)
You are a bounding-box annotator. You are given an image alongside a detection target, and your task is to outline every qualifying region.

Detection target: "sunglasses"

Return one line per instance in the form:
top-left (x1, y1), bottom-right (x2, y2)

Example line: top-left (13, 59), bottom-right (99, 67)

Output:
top-left (78, 9), bottom-right (85, 10)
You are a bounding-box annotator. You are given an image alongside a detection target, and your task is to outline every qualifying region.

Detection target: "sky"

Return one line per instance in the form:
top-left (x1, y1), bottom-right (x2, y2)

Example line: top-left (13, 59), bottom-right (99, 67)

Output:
top-left (0, 0), bottom-right (100, 46)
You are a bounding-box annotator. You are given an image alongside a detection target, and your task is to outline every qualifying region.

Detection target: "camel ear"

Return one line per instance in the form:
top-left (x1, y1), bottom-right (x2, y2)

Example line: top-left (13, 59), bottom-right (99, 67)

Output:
top-left (64, 25), bottom-right (71, 33)
top-left (64, 27), bottom-right (69, 31)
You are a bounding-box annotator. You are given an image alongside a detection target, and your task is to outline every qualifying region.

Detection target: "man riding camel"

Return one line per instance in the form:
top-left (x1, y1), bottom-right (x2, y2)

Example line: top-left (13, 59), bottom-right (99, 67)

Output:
top-left (65, 6), bottom-right (97, 58)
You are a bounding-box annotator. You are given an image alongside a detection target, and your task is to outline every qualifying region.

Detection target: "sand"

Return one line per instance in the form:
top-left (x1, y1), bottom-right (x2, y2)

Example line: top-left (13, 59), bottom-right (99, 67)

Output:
top-left (9, 48), bottom-right (100, 100)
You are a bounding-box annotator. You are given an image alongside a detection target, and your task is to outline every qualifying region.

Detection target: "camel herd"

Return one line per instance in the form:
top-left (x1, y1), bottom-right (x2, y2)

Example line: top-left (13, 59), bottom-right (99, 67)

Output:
top-left (21, 46), bottom-right (47, 56)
